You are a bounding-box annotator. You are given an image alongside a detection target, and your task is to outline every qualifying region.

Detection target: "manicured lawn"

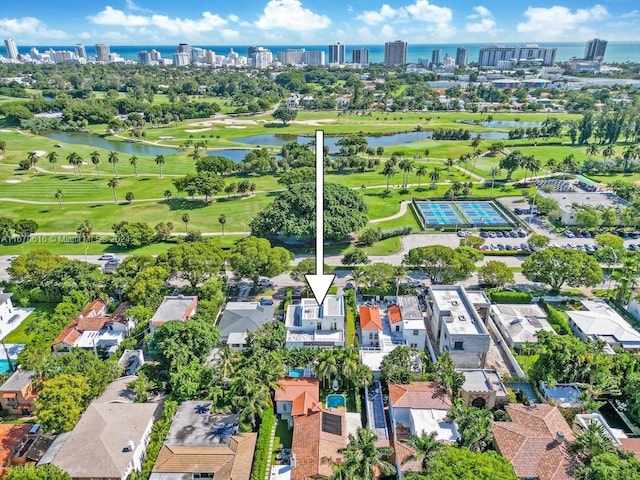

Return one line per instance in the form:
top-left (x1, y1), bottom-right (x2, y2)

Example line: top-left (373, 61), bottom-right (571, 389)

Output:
top-left (2, 304), bottom-right (55, 343)
top-left (514, 353), bottom-right (539, 378)
top-left (270, 419), bottom-right (293, 465)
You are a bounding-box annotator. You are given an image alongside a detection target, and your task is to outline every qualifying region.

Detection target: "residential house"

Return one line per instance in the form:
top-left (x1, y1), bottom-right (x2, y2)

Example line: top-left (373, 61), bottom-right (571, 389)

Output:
top-left (150, 401), bottom-right (256, 480)
top-left (291, 408), bottom-right (347, 480)
top-left (45, 376), bottom-right (159, 480)
top-left (0, 369), bottom-right (37, 414)
top-left (275, 378), bottom-right (321, 426)
top-left (490, 303), bottom-right (554, 348)
top-left (392, 296), bottom-right (427, 350)
top-left (493, 404), bottom-right (576, 480)
top-left (0, 424), bottom-right (32, 476)
top-left (388, 382), bottom-right (457, 478)
top-left (458, 369), bottom-right (509, 409)
top-left (574, 413), bottom-right (640, 460)
top-left (359, 305), bottom-right (382, 348)
top-left (285, 296), bottom-right (345, 349)
top-left (52, 300), bottom-right (132, 355)
top-left (218, 299), bottom-right (276, 349)
top-left (425, 286), bottom-right (491, 368)
top-left (0, 292), bottom-right (14, 323)
top-left (149, 295), bottom-right (198, 334)
top-left (567, 300), bottom-right (640, 353)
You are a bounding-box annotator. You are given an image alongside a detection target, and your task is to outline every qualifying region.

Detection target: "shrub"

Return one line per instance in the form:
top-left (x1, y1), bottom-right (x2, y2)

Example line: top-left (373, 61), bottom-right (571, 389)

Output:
top-left (250, 409), bottom-right (275, 480)
top-left (380, 226), bottom-right (412, 240)
top-left (489, 291), bottom-right (532, 304)
top-left (539, 299), bottom-right (571, 335)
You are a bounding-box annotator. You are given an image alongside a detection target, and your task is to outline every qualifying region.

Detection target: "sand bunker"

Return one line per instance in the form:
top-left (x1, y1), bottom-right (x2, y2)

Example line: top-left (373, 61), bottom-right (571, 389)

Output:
top-left (33, 150), bottom-right (47, 157)
top-left (61, 165), bottom-right (75, 169)
top-left (5, 179), bottom-right (20, 183)
top-left (226, 126), bottom-right (247, 129)
top-left (185, 128), bottom-right (211, 133)
top-left (0, 129), bottom-right (12, 133)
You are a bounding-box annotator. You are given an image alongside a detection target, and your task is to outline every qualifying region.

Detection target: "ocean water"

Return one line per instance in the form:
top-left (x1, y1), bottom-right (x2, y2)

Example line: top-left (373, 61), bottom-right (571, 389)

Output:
top-left (17, 42), bottom-right (640, 64)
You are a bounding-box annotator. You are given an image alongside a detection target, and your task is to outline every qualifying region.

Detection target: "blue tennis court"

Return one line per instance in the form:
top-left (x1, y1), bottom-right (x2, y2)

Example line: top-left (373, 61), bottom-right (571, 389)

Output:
top-left (457, 202), bottom-right (509, 225)
top-left (414, 201), bottom-right (512, 227)
top-left (416, 202), bottom-right (461, 225)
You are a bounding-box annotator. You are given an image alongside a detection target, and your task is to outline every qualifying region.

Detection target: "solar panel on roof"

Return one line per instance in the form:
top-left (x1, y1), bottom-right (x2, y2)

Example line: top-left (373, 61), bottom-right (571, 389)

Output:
top-left (321, 412), bottom-right (342, 436)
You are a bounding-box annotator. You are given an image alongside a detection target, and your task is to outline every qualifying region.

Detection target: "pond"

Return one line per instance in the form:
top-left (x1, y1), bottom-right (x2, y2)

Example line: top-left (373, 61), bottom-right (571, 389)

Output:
top-left (234, 130), bottom-right (509, 149)
top-left (457, 120), bottom-right (543, 128)
top-left (44, 132), bottom-right (182, 157)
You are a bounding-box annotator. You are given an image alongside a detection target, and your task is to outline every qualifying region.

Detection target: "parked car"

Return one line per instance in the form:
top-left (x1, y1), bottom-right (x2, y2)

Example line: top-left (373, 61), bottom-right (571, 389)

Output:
top-left (489, 231), bottom-right (497, 238)
top-left (344, 282), bottom-right (355, 290)
top-left (105, 258), bottom-right (120, 265)
top-left (496, 231), bottom-right (504, 238)
top-left (497, 244), bottom-right (505, 250)
top-left (257, 278), bottom-right (274, 287)
top-left (7, 255), bottom-right (18, 262)
top-left (480, 231), bottom-right (488, 238)
top-left (563, 230), bottom-right (575, 238)
top-left (98, 254), bottom-right (115, 261)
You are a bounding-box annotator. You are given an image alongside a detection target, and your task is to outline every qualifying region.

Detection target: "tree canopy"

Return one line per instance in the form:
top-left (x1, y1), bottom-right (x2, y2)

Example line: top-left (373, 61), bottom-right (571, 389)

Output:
top-left (413, 446), bottom-right (518, 480)
top-left (228, 236), bottom-right (293, 282)
top-left (522, 247), bottom-right (602, 291)
top-left (159, 241), bottom-right (225, 288)
top-left (403, 245), bottom-right (475, 284)
top-left (250, 182), bottom-right (368, 241)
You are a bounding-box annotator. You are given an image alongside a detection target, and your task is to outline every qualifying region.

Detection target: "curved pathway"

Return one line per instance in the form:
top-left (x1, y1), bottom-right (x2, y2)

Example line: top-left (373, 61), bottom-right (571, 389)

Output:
top-left (370, 200), bottom-right (411, 223)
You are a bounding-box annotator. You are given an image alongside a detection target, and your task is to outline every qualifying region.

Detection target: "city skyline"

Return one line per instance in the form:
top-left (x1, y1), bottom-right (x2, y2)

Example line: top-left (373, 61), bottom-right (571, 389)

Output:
top-left (0, 0), bottom-right (639, 45)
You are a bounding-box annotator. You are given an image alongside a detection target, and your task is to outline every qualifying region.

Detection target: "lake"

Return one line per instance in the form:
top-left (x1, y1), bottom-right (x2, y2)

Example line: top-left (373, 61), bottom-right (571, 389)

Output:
top-left (44, 132), bottom-right (181, 157)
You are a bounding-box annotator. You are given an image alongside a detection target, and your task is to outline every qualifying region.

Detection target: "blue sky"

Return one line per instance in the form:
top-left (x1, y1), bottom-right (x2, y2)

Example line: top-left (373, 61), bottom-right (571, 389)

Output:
top-left (1, 0), bottom-right (639, 45)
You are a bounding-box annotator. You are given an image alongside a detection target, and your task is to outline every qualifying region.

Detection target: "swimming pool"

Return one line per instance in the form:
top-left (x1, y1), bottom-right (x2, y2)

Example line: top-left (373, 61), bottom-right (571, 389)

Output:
top-left (326, 394), bottom-right (346, 410)
top-left (415, 201), bottom-right (512, 228)
top-left (0, 359), bottom-right (12, 373)
top-left (288, 367), bottom-right (306, 378)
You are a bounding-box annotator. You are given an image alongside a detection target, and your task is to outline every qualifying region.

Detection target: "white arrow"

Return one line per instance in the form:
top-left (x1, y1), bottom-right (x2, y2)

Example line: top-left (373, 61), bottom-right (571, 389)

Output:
top-left (305, 130), bottom-right (335, 305)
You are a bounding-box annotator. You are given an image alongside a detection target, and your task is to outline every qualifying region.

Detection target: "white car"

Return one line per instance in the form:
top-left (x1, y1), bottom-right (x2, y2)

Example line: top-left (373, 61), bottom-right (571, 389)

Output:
top-left (257, 278), bottom-right (273, 287)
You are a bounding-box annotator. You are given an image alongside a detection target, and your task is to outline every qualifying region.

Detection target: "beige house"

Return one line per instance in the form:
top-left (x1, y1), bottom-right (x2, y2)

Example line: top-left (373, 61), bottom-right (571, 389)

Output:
top-left (0, 369), bottom-right (37, 415)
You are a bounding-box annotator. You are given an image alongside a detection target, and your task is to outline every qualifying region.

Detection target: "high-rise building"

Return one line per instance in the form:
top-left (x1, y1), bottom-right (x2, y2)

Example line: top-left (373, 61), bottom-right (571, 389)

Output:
top-left (352, 48), bottom-right (370, 66)
top-left (191, 47), bottom-right (206, 64)
top-left (74, 44), bottom-right (86, 59)
top-left (302, 50), bottom-right (325, 66)
top-left (173, 52), bottom-right (191, 66)
top-left (177, 43), bottom-right (192, 55)
top-left (150, 49), bottom-right (161, 62)
top-left (4, 38), bottom-right (18, 59)
top-left (138, 50), bottom-right (152, 65)
top-left (204, 50), bottom-right (217, 65)
top-left (384, 40), bottom-right (407, 66)
top-left (248, 46), bottom-right (261, 57)
top-left (95, 44), bottom-right (111, 63)
top-left (455, 47), bottom-right (468, 66)
top-left (478, 44), bottom-right (556, 67)
top-left (431, 49), bottom-right (442, 66)
top-left (584, 38), bottom-right (607, 62)
top-left (250, 47), bottom-right (273, 68)
top-left (328, 43), bottom-right (345, 64)
top-left (277, 48), bottom-right (305, 65)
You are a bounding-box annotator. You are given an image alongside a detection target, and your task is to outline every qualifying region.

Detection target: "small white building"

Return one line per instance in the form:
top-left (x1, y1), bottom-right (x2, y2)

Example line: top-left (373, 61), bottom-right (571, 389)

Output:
top-left (149, 295), bottom-right (198, 334)
top-left (537, 191), bottom-right (628, 225)
top-left (490, 303), bottom-right (554, 347)
top-left (567, 300), bottom-right (640, 353)
top-left (284, 296), bottom-right (345, 348)
top-left (0, 292), bottom-right (14, 323)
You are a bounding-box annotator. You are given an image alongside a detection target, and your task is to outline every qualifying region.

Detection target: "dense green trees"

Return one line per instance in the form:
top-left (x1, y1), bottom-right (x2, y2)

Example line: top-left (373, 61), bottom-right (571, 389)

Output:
top-left (522, 247), bottom-right (602, 291)
top-left (112, 221), bottom-right (154, 248)
top-left (5, 465), bottom-right (71, 480)
top-left (251, 182), bottom-right (368, 241)
top-left (381, 346), bottom-right (424, 384)
top-left (404, 245), bottom-right (475, 284)
top-left (477, 261), bottom-right (515, 289)
top-left (338, 428), bottom-right (395, 479)
top-left (159, 241), bottom-right (225, 288)
top-left (411, 447), bottom-right (518, 480)
top-left (228, 236), bottom-right (293, 282)
top-left (36, 374), bottom-right (92, 432)
top-left (272, 105), bottom-right (297, 125)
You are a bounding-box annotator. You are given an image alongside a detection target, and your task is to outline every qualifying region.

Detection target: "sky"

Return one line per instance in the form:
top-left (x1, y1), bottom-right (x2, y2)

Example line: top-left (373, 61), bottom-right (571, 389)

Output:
top-left (1, 0), bottom-right (639, 45)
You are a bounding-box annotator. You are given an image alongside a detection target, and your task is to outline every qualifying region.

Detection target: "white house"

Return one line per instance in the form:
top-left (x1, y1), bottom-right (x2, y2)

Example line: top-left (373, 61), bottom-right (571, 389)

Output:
top-left (0, 292), bottom-right (14, 323)
top-left (567, 300), bottom-right (640, 353)
top-left (217, 300), bottom-right (275, 349)
top-left (490, 303), bottom-right (554, 348)
top-left (285, 296), bottom-right (345, 348)
top-left (149, 295), bottom-right (197, 334)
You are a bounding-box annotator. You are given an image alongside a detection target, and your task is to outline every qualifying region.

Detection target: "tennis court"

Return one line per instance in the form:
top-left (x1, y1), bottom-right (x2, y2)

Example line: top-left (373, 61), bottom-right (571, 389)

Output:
top-left (414, 201), bottom-right (512, 228)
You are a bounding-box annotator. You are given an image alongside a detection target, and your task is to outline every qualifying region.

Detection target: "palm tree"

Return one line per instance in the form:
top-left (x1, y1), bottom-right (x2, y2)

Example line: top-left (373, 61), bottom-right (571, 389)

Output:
top-left (155, 155), bottom-right (165, 177)
top-left (164, 190), bottom-right (172, 202)
top-left (27, 151), bottom-right (39, 173)
top-left (401, 431), bottom-right (444, 471)
top-left (181, 212), bottom-right (190, 232)
top-left (381, 161), bottom-right (397, 192)
top-left (444, 157), bottom-right (455, 177)
top-left (490, 167), bottom-right (500, 197)
top-left (415, 165), bottom-right (428, 189)
top-left (107, 177), bottom-right (119, 204)
top-left (76, 219), bottom-right (93, 242)
top-left (66, 152), bottom-right (79, 175)
top-left (235, 381), bottom-right (271, 430)
top-left (545, 158), bottom-right (557, 175)
top-left (338, 347), bottom-right (360, 386)
top-left (54, 189), bottom-right (63, 209)
top-left (399, 159), bottom-right (414, 187)
top-left (46, 151), bottom-right (58, 174)
top-left (622, 145), bottom-right (639, 173)
top-left (316, 349), bottom-right (339, 389)
top-left (340, 428), bottom-right (395, 480)
top-left (108, 151), bottom-right (119, 177)
top-left (90, 151), bottom-right (101, 177)
top-left (129, 155), bottom-right (139, 177)
top-left (218, 213), bottom-right (227, 236)
top-left (586, 144), bottom-right (600, 159)
top-left (424, 148), bottom-right (430, 159)
top-left (572, 422), bottom-right (616, 463)
top-left (74, 154), bottom-right (84, 176)
top-left (215, 347), bottom-right (239, 381)
top-left (602, 145), bottom-right (615, 161)
top-left (428, 166), bottom-right (441, 187)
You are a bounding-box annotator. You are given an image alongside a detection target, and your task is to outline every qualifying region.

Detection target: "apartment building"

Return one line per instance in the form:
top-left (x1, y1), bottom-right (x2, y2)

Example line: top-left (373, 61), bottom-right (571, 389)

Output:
top-left (384, 40), bottom-right (408, 66)
top-left (285, 296), bottom-right (345, 348)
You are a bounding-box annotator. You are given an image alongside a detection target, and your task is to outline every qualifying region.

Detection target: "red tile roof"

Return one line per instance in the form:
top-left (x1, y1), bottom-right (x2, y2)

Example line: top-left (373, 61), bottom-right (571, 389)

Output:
top-left (619, 438), bottom-right (640, 459)
top-left (0, 424), bottom-right (31, 476)
top-left (275, 378), bottom-right (320, 404)
top-left (493, 404), bottom-right (576, 480)
top-left (52, 299), bottom-right (124, 348)
top-left (359, 306), bottom-right (383, 331)
top-left (77, 316), bottom-right (109, 332)
top-left (80, 299), bottom-right (106, 318)
top-left (53, 323), bottom-right (81, 347)
top-left (291, 410), bottom-right (347, 480)
top-left (388, 305), bottom-right (402, 324)
top-left (389, 382), bottom-right (452, 410)
top-left (291, 391), bottom-right (322, 417)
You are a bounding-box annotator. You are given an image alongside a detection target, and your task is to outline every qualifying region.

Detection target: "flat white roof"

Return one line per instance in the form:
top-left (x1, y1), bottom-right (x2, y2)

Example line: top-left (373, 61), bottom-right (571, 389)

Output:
top-left (430, 286), bottom-right (487, 335)
top-left (459, 369), bottom-right (508, 397)
top-left (540, 191), bottom-right (628, 211)
top-left (568, 300), bottom-right (640, 347)
top-left (360, 349), bottom-right (397, 373)
top-left (491, 303), bottom-right (554, 344)
top-left (409, 408), bottom-right (458, 443)
top-left (299, 295), bottom-right (344, 319)
top-left (76, 330), bottom-right (124, 349)
top-left (227, 332), bottom-right (248, 345)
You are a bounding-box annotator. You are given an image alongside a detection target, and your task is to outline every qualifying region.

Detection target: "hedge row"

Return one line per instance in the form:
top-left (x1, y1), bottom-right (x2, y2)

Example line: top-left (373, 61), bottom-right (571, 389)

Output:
top-left (345, 289), bottom-right (358, 347)
top-left (250, 409), bottom-right (275, 480)
top-left (380, 226), bottom-right (412, 240)
top-left (539, 299), bottom-right (572, 335)
top-left (490, 291), bottom-right (533, 304)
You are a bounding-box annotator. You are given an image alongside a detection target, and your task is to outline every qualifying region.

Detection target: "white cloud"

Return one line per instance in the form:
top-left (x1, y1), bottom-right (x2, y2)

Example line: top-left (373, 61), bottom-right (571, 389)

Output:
top-left (220, 29), bottom-right (240, 40)
top-left (381, 24), bottom-right (396, 38)
top-left (0, 16), bottom-right (68, 40)
top-left (228, 14), bottom-right (240, 22)
top-left (125, 0), bottom-right (152, 13)
top-left (466, 5), bottom-right (496, 33)
top-left (405, 0), bottom-right (452, 23)
top-left (88, 6), bottom-right (149, 26)
top-left (357, 4), bottom-right (404, 25)
top-left (255, 0), bottom-right (330, 31)
top-left (517, 4), bottom-right (609, 39)
top-left (78, 31), bottom-right (91, 40)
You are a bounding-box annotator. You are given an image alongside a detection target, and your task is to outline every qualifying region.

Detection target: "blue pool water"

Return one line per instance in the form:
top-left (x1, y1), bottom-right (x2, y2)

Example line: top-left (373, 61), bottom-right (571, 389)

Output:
top-left (415, 201), bottom-right (511, 227)
top-left (288, 368), bottom-right (306, 378)
top-left (326, 394), bottom-right (346, 409)
top-left (0, 359), bottom-right (12, 373)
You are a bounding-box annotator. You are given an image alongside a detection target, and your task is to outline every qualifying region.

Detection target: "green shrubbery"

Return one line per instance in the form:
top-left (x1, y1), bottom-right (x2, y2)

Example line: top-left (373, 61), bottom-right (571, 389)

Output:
top-left (250, 409), bottom-right (275, 480)
top-left (380, 226), bottom-right (412, 240)
top-left (489, 291), bottom-right (532, 304)
top-left (539, 299), bottom-right (571, 335)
